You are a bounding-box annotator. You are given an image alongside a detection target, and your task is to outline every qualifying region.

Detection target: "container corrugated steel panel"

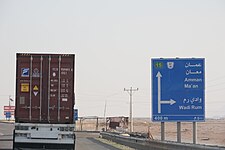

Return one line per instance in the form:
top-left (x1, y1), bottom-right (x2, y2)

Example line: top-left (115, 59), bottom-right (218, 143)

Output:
top-left (15, 53), bottom-right (75, 124)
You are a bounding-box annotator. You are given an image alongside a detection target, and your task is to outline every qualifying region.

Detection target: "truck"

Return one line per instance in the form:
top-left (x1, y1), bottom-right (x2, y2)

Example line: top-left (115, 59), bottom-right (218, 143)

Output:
top-left (13, 53), bottom-right (75, 150)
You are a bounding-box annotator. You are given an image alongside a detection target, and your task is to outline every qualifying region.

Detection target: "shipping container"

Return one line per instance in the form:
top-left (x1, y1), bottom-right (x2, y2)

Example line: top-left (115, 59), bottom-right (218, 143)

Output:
top-left (15, 53), bottom-right (75, 124)
top-left (13, 53), bottom-right (75, 150)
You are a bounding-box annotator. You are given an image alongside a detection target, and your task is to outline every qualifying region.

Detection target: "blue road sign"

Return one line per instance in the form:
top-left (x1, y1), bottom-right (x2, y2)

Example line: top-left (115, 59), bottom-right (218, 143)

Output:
top-left (5, 111), bottom-right (11, 119)
top-left (152, 58), bottom-right (205, 122)
top-left (74, 109), bottom-right (78, 121)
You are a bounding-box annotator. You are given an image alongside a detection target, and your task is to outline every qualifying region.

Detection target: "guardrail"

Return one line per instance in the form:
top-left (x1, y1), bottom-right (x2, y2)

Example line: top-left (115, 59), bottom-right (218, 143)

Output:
top-left (0, 120), bottom-right (15, 124)
top-left (75, 130), bottom-right (100, 133)
top-left (100, 132), bottom-right (225, 150)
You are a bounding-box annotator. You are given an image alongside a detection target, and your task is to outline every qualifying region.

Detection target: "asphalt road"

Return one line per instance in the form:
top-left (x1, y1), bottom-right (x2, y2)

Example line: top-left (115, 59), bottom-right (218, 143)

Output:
top-left (0, 122), bottom-right (14, 150)
top-left (0, 122), bottom-right (119, 150)
top-left (75, 132), bottom-right (120, 150)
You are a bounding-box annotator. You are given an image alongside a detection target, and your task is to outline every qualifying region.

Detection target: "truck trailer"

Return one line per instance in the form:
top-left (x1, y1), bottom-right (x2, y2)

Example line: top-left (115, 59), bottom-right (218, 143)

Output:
top-left (13, 53), bottom-right (75, 149)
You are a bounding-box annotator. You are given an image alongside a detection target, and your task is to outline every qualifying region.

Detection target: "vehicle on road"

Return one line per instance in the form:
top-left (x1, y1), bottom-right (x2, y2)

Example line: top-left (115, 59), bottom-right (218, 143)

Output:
top-left (13, 53), bottom-right (75, 150)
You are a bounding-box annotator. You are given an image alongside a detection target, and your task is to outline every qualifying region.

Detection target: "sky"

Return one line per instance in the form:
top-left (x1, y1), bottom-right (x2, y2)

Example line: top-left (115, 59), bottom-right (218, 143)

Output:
top-left (0, 0), bottom-right (225, 119)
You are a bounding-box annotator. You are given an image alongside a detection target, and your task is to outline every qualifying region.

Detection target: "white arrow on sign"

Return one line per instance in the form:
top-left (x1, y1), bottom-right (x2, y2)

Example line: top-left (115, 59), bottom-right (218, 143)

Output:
top-left (33, 91), bottom-right (38, 96)
top-left (160, 99), bottom-right (176, 105)
top-left (156, 72), bottom-right (162, 113)
top-left (156, 71), bottom-right (176, 113)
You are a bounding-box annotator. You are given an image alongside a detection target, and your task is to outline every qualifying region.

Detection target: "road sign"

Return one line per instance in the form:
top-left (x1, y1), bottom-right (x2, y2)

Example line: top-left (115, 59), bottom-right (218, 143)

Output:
top-left (4, 106), bottom-right (15, 116)
top-left (4, 111), bottom-right (14, 115)
top-left (4, 106), bottom-right (15, 110)
top-left (74, 109), bottom-right (78, 121)
top-left (152, 58), bottom-right (205, 122)
top-left (5, 111), bottom-right (11, 119)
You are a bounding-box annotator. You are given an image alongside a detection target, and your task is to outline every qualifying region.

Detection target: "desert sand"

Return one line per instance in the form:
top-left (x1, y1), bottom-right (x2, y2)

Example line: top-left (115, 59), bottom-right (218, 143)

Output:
top-left (76, 118), bottom-right (225, 147)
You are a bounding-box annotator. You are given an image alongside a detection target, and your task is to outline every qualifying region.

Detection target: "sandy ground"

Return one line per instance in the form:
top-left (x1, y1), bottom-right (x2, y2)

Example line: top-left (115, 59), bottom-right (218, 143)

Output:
top-left (76, 118), bottom-right (225, 147)
top-left (133, 118), bottom-right (225, 146)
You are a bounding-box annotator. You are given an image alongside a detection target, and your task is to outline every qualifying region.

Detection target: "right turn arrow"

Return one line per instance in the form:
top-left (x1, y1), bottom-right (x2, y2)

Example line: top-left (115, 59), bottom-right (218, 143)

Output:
top-left (160, 99), bottom-right (176, 105)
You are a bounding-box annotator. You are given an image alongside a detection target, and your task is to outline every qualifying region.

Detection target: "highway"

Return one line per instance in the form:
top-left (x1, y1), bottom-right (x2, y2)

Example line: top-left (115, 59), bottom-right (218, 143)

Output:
top-left (75, 132), bottom-right (120, 150)
top-left (0, 122), bottom-right (121, 150)
top-left (0, 122), bottom-right (13, 150)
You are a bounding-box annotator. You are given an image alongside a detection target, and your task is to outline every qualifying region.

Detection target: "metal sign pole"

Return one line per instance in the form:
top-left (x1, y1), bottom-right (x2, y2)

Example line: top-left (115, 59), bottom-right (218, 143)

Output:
top-left (193, 122), bottom-right (197, 144)
top-left (161, 122), bottom-right (165, 141)
top-left (177, 122), bottom-right (181, 143)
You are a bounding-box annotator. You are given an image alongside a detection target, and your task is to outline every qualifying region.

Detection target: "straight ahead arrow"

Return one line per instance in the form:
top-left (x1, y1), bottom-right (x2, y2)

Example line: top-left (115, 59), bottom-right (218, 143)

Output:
top-left (156, 72), bottom-right (162, 113)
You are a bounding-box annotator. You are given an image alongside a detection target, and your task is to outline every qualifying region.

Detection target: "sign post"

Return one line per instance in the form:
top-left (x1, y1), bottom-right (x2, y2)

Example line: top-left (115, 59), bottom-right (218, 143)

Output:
top-left (177, 122), bottom-right (181, 143)
top-left (161, 122), bottom-right (165, 141)
top-left (193, 122), bottom-right (197, 144)
top-left (152, 58), bottom-right (205, 142)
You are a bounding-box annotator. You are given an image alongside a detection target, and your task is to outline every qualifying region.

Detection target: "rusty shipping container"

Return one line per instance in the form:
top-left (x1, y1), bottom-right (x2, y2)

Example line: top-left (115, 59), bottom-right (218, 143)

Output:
top-left (15, 53), bottom-right (75, 124)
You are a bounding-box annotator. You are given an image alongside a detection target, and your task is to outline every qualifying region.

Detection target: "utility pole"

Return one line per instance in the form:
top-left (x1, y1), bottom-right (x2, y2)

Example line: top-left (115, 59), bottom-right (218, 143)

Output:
top-left (9, 95), bottom-right (11, 106)
top-left (104, 100), bottom-right (107, 119)
top-left (124, 87), bottom-right (138, 133)
top-left (104, 100), bottom-right (107, 131)
top-left (9, 95), bottom-right (12, 106)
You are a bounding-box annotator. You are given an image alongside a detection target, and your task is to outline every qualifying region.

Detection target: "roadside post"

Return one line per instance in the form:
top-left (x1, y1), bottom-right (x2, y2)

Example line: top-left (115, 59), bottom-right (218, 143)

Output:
top-left (74, 109), bottom-right (78, 131)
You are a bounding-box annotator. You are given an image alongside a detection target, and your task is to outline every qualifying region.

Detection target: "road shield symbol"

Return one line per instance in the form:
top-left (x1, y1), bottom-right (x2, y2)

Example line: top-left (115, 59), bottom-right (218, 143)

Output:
top-left (167, 62), bottom-right (174, 69)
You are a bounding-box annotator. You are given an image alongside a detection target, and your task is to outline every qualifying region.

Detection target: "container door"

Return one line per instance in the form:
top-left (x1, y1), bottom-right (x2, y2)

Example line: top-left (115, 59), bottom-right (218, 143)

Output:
top-left (58, 56), bottom-right (74, 123)
top-left (30, 56), bottom-right (42, 121)
top-left (47, 55), bottom-right (74, 123)
top-left (16, 56), bottom-right (31, 122)
top-left (48, 55), bottom-right (60, 122)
